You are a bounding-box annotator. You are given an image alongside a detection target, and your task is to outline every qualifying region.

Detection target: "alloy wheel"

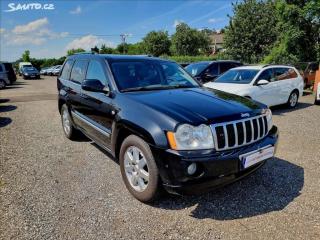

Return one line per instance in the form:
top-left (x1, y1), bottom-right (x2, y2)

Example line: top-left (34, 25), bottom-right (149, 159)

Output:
top-left (124, 146), bottom-right (149, 192)
top-left (62, 109), bottom-right (71, 135)
top-left (290, 92), bottom-right (298, 107)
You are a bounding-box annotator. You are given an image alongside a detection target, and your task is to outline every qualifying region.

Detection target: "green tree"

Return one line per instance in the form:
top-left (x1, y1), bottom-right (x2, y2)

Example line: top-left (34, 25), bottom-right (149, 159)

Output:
top-left (91, 45), bottom-right (100, 53)
top-left (171, 23), bottom-right (211, 56)
top-left (264, 0), bottom-right (320, 64)
top-left (99, 44), bottom-right (114, 54)
top-left (22, 50), bottom-right (30, 62)
top-left (67, 48), bottom-right (85, 56)
top-left (116, 43), bottom-right (129, 54)
top-left (224, 0), bottom-right (277, 63)
top-left (142, 31), bottom-right (171, 56)
top-left (127, 42), bottom-right (146, 55)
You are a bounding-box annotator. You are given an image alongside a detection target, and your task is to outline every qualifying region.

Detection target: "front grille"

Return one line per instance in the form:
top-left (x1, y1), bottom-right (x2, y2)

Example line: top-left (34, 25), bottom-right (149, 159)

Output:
top-left (211, 115), bottom-right (268, 151)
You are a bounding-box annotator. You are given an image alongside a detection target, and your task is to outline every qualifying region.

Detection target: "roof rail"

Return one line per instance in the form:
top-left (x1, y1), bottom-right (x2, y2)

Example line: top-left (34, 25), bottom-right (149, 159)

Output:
top-left (262, 64), bottom-right (293, 68)
top-left (73, 51), bottom-right (96, 55)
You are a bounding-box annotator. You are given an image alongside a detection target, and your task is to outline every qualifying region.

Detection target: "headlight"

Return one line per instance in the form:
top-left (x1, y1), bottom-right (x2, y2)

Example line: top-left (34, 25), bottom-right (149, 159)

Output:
top-left (25, 73), bottom-right (29, 75)
top-left (262, 109), bottom-right (273, 132)
top-left (167, 124), bottom-right (214, 150)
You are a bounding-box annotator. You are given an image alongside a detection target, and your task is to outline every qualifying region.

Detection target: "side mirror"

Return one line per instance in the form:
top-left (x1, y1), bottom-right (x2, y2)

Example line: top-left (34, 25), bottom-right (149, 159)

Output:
top-left (82, 79), bottom-right (110, 95)
top-left (256, 79), bottom-right (269, 86)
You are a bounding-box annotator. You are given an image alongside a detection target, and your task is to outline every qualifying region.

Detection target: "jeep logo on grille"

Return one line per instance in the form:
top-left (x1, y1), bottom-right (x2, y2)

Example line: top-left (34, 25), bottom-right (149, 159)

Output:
top-left (241, 113), bottom-right (250, 118)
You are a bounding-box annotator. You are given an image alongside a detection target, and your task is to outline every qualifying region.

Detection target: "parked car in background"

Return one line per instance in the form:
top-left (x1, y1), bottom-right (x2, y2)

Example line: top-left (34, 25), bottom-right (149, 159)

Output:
top-left (185, 60), bottom-right (242, 83)
top-left (294, 62), bottom-right (319, 88)
top-left (19, 62), bottom-right (33, 76)
top-left (0, 62), bottom-right (16, 88)
top-left (47, 65), bottom-right (61, 76)
top-left (58, 54), bottom-right (278, 202)
top-left (21, 66), bottom-right (40, 79)
top-left (52, 65), bottom-right (62, 76)
top-left (40, 67), bottom-right (50, 75)
top-left (204, 65), bottom-right (304, 108)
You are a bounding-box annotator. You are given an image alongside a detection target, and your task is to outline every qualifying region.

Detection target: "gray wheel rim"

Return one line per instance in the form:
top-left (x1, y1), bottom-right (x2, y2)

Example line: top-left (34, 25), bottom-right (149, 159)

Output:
top-left (0, 81), bottom-right (5, 88)
top-left (62, 109), bottom-right (71, 135)
top-left (290, 93), bottom-right (298, 107)
top-left (124, 146), bottom-right (149, 192)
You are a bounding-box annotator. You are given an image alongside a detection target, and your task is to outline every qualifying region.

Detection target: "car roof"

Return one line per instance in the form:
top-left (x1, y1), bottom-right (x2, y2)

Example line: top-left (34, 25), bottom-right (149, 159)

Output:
top-left (188, 60), bottom-right (241, 65)
top-left (67, 53), bottom-right (170, 62)
top-left (233, 64), bottom-right (294, 70)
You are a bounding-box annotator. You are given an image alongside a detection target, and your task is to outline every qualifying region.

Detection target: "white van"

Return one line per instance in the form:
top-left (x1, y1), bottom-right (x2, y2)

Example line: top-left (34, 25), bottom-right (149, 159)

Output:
top-left (19, 62), bottom-right (33, 75)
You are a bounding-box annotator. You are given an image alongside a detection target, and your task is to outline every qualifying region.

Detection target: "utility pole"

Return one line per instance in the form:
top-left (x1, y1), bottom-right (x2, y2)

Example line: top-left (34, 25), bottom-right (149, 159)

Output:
top-left (120, 34), bottom-right (129, 54)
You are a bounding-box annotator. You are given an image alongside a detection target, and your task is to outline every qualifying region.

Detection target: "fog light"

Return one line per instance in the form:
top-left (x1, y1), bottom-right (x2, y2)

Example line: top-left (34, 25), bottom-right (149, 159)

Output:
top-left (187, 163), bottom-right (197, 175)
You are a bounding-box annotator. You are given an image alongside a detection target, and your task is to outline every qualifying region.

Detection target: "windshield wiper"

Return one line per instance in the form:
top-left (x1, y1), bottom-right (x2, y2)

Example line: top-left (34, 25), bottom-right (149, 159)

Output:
top-left (121, 84), bottom-right (195, 92)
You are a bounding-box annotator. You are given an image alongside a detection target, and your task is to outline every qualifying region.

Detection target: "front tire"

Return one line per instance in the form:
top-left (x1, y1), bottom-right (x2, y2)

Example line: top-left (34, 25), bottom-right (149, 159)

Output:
top-left (287, 90), bottom-right (299, 108)
top-left (61, 104), bottom-right (78, 140)
top-left (119, 135), bottom-right (161, 202)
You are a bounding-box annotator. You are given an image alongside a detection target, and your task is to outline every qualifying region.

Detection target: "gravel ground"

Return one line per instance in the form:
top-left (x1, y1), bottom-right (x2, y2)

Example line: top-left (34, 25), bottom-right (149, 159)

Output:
top-left (0, 77), bottom-right (319, 240)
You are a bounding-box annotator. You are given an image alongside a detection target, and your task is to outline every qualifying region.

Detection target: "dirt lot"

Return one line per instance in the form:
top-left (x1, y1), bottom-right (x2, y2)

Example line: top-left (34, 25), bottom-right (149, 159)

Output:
top-left (0, 76), bottom-right (319, 240)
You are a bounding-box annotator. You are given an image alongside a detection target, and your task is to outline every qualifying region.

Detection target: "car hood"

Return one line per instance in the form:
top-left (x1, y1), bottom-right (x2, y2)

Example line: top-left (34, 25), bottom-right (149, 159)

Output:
top-left (204, 82), bottom-right (250, 95)
top-left (123, 87), bottom-right (264, 125)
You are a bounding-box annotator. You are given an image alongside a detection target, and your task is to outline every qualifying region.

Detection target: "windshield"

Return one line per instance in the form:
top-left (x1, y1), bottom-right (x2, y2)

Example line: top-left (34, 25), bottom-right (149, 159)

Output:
top-left (24, 67), bottom-right (37, 72)
top-left (185, 62), bottom-right (210, 76)
top-left (214, 69), bottom-right (259, 84)
top-left (110, 60), bottom-right (199, 92)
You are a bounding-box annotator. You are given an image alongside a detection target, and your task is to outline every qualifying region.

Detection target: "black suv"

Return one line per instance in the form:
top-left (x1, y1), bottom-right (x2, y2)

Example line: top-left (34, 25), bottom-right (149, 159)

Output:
top-left (185, 60), bottom-right (242, 83)
top-left (58, 54), bottom-right (278, 202)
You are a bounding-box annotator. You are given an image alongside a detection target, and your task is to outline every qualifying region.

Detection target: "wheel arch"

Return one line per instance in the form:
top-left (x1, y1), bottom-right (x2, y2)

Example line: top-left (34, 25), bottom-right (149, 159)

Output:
top-left (112, 122), bottom-right (156, 161)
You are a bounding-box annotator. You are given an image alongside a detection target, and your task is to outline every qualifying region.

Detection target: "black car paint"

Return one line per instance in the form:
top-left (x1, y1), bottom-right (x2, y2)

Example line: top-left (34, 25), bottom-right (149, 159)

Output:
top-left (186, 60), bottom-right (242, 83)
top-left (21, 67), bottom-right (40, 79)
top-left (58, 54), bottom-right (278, 194)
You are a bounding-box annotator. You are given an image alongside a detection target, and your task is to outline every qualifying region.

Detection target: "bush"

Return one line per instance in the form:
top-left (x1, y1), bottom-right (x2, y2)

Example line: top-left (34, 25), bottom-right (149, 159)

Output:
top-left (160, 53), bottom-right (229, 63)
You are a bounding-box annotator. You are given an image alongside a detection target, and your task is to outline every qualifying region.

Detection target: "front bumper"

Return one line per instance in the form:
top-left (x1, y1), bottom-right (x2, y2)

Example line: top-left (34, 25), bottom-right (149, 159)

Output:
top-left (151, 126), bottom-right (279, 195)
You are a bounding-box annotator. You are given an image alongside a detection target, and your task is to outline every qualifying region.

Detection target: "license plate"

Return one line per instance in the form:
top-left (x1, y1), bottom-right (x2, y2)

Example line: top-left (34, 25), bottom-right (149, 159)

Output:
top-left (240, 145), bottom-right (274, 169)
top-left (31, 75), bottom-right (35, 77)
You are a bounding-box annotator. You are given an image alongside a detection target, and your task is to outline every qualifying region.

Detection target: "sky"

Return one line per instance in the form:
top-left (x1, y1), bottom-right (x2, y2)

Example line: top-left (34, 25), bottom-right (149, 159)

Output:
top-left (0, 0), bottom-right (235, 62)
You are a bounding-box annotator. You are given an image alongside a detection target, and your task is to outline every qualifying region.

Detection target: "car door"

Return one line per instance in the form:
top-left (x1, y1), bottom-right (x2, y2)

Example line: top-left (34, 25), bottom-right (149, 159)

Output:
top-left (274, 67), bottom-right (299, 104)
top-left (252, 68), bottom-right (279, 106)
top-left (76, 59), bottom-right (115, 149)
top-left (64, 59), bottom-right (89, 130)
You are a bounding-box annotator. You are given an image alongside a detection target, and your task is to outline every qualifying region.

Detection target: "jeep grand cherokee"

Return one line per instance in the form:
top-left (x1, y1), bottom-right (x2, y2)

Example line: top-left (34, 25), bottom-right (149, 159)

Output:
top-left (57, 54), bottom-right (278, 202)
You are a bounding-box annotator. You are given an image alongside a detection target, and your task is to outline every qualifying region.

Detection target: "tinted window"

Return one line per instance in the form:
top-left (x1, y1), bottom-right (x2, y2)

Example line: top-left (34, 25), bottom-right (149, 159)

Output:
top-left (309, 63), bottom-right (319, 71)
top-left (257, 69), bottom-right (274, 82)
top-left (207, 63), bottom-right (218, 75)
top-left (0, 65), bottom-right (3, 72)
top-left (86, 60), bottom-right (107, 85)
top-left (110, 61), bottom-right (199, 91)
top-left (220, 62), bottom-right (237, 74)
top-left (61, 60), bottom-right (74, 80)
top-left (274, 68), bottom-right (297, 81)
top-left (185, 62), bottom-right (210, 76)
top-left (70, 60), bottom-right (88, 83)
top-left (215, 69), bottom-right (259, 84)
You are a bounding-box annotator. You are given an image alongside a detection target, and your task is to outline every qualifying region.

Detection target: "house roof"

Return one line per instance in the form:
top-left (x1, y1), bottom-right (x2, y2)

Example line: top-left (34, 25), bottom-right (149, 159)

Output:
top-left (210, 33), bottom-right (224, 44)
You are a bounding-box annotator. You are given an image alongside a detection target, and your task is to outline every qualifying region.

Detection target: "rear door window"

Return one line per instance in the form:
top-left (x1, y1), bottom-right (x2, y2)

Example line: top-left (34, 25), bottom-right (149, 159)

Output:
top-left (207, 63), bottom-right (218, 76)
top-left (274, 68), bottom-right (297, 81)
top-left (219, 62), bottom-right (236, 74)
top-left (0, 65), bottom-right (3, 72)
top-left (60, 60), bottom-right (74, 80)
top-left (70, 60), bottom-right (88, 84)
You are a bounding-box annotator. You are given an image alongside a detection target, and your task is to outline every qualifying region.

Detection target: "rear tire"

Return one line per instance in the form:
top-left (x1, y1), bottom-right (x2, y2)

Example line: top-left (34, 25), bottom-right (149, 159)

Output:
top-left (0, 79), bottom-right (6, 89)
top-left (119, 135), bottom-right (161, 202)
top-left (287, 90), bottom-right (299, 108)
top-left (61, 104), bottom-right (78, 140)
